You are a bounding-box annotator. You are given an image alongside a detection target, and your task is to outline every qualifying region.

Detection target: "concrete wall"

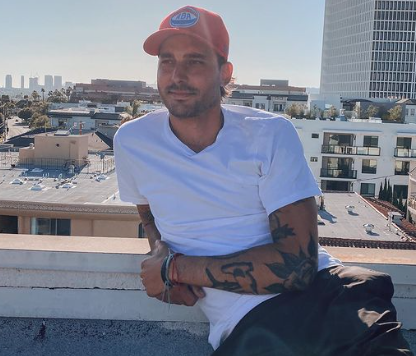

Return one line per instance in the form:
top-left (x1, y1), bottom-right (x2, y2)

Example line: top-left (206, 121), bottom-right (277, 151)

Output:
top-left (34, 134), bottom-right (88, 161)
top-left (18, 215), bottom-right (139, 238)
top-left (0, 234), bottom-right (415, 330)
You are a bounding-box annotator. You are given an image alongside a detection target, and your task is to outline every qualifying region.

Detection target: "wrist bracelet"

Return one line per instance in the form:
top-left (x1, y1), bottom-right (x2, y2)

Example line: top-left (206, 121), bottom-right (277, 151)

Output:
top-left (160, 255), bottom-right (173, 288)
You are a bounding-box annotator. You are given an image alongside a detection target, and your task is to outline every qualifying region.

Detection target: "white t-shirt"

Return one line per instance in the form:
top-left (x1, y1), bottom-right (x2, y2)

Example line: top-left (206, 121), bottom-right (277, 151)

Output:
top-left (114, 105), bottom-right (341, 349)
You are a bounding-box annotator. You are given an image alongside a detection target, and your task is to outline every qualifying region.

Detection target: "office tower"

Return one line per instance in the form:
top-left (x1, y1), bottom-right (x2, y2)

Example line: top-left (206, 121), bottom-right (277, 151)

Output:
top-left (29, 77), bottom-right (39, 91)
top-left (5, 75), bottom-right (12, 89)
top-left (21, 75), bottom-right (25, 89)
top-left (320, 0), bottom-right (416, 99)
top-left (44, 75), bottom-right (53, 92)
top-left (54, 75), bottom-right (63, 90)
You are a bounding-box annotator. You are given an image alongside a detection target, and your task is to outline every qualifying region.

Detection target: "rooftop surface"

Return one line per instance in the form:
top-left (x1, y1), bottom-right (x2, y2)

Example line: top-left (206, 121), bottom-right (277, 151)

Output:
top-left (0, 318), bottom-right (413, 356)
top-left (0, 166), bottom-right (124, 206)
top-left (318, 192), bottom-right (405, 242)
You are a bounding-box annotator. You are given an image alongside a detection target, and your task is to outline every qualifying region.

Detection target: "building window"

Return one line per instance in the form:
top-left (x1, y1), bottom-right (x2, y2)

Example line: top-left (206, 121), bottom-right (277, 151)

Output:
top-left (360, 183), bottom-right (376, 197)
top-left (311, 133), bottom-right (319, 139)
top-left (30, 218), bottom-right (71, 236)
top-left (397, 137), bottom-right (412, 148)
top-left (393, 185), bottom-right (408, 199)
top-left (310, 157), bottom-right (318, 162)
top-left (138, 223), bottom-right (147, 238)
top-left (273, 104), bottom-right (283, 112)
top-left (395, 161), bottom-right (410, 175)
top-left (363, 135), bottom-right (379, 147)
top-left (362, 159), bottom-right (377, 174)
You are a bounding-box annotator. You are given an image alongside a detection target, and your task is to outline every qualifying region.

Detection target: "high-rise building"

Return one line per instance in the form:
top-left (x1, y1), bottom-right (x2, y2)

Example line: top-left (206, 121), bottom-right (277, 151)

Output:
top-left (44, 75), bottom-right (53, 92)
top-left (21, 75), bottom-right (25, 89)
top-left (5, 75), bottom-right (12, 89)
top-left (320, 0), bottom-right (416, 99)
top-left (54, 75), bottom-right (63, 90)
top-left (29, 77), bottom-right (39, 91)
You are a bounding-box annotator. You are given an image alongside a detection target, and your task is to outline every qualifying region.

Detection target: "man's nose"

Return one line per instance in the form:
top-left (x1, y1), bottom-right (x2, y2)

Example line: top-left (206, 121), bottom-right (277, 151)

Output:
top-left (171, 63), bottom-right (188, 82)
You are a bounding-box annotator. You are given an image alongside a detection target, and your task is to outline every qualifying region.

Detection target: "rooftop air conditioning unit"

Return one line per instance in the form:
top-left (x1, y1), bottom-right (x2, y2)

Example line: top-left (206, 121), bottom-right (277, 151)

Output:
top-left (363, 223), bottom-right (374, 234)
top-left (345, 205), bottom-right (355, 213)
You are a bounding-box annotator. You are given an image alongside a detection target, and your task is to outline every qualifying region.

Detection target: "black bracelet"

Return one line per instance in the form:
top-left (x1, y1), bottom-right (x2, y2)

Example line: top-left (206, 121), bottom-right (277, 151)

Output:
top-left (160, 255), bottom-right (173, 288)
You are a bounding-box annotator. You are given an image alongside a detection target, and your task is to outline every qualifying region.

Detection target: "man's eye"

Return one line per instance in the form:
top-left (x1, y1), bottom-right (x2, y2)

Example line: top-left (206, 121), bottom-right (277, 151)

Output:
top-left (160, 59), bottom-right (174, 65)
top-left (189, 60), bottom-right (203, 65)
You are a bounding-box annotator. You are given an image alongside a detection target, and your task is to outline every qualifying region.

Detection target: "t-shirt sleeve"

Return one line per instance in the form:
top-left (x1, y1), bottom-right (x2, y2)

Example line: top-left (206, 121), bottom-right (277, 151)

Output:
top-left (113, 129), bottom-right (149, 205)
top-left (258, 119), bottom-right (321, 215)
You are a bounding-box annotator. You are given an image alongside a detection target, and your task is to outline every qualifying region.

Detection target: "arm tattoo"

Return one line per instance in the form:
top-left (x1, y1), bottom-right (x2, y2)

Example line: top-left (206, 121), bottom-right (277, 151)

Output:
top-left (206, 262), bottom-right (258, 294)
top-left (264, 233), bottom-right (318, 293)
top-left (137, 205), bottom-right (155, 228)
top-left (269, 212), bottom-right (295, 242)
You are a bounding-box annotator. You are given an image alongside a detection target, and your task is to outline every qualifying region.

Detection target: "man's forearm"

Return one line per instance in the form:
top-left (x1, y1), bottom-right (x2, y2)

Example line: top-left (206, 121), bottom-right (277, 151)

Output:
top-left (175, 233), bottom-right (317, 294)
top-left (137, 205), bottom-right (161, 251)
top-left (174, 198), bottom-right (318, 294)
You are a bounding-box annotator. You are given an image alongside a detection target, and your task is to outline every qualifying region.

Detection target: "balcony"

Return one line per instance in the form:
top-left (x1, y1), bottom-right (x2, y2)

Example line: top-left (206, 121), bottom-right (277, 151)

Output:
top-left (395, 148), bottom-right (416, 158)
top-left (322, 145), bottom-right (380, 156)
top-left (320, 168), bottom-right (357, 179)
top-left (395, 169), bottom-right (409, 176)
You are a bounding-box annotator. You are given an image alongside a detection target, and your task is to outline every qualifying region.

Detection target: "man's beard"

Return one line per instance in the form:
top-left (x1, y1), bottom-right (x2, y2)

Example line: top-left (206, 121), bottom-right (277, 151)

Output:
top-left (159, 83), bottom-right (220, 119)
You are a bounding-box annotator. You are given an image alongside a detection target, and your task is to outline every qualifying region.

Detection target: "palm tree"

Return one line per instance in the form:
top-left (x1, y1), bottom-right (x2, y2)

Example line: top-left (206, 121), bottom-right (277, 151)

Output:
top-left (41, 88), bottom-right (45, 102)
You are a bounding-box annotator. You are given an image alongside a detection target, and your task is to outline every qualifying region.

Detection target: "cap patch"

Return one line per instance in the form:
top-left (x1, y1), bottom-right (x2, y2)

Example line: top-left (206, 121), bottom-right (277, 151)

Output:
top-left (170, 7), bottom-right (200, 28)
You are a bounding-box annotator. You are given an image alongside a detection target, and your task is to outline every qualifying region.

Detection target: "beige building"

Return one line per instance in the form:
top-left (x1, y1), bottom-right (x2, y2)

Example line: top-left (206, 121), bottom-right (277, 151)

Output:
top-left (18, 131), bottom-right (89, 168)
top-left (0, 131), bottom-right (142, 238)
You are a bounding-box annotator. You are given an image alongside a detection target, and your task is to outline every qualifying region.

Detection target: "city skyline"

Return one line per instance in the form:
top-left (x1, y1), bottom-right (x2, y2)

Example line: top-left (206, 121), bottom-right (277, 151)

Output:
top-left (1, 0), bottom-right (325, 89)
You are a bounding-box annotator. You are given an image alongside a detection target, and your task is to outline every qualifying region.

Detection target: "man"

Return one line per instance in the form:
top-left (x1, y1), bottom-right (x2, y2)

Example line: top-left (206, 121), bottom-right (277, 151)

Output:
top-left (114, 6), bottom-right (412, 355)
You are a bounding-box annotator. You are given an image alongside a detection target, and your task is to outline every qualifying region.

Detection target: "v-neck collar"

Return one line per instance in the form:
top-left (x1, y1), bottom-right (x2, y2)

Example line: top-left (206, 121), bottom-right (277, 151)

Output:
top-left (164, 107), bottom-right (228, 157)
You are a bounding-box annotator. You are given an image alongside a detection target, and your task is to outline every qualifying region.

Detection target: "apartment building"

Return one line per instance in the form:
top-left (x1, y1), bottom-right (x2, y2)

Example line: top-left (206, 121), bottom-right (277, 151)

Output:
top-left (294, 117), bottom-right (416, 198)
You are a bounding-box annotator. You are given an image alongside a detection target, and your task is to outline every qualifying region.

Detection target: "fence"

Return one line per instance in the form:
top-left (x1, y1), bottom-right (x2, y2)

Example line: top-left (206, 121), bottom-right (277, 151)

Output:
top-left (0, 152), bottom-right (115, 174)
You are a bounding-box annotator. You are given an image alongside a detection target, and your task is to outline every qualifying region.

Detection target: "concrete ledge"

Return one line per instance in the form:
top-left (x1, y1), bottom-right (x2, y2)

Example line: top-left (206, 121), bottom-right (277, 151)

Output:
top-left (0, 234), bottom-right (415, 329)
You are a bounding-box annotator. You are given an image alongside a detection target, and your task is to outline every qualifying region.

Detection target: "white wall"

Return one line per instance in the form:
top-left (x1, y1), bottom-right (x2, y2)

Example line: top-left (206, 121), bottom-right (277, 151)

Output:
top-left (293, 118), bottom-right (416, 195)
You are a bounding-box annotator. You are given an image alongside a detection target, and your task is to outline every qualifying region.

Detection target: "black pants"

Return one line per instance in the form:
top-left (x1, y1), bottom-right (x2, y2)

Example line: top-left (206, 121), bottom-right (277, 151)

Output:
top-left (212, 266), bottom-right (413, 356)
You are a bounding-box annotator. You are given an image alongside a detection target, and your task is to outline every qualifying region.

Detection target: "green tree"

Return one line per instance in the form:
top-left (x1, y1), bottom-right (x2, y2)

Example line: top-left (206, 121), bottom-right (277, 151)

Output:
top-left (398, 192), bottom-right (404, 212)
top-left (378, 181), bottom-right (384, 200)
top-left (387, 181), bottom-right (392, 202)
top-left (18, 108), bottom-right (34, 122)
top-left (31, 90), bottom-right (40, 102)
top-left (388, 105), bottom-right (403, 122)
top-left (298, 106), bottom-right (305, 118)
top-left (392, 190), bottom-right (398, 208)
top-left (29, 114), bottom-right (50, 129)
top-left (327, 106), bottom-right (338, 119)
top-left (285, 103), bottom-right (299, 118)
top-left (353, 103), bottom-right (361, 119)
top-left (365, 105), bottom-right (379, 118)
top-left (47, 89), bottom-right (68, 103)
top-left (132, 100), bottom-right (141, 117)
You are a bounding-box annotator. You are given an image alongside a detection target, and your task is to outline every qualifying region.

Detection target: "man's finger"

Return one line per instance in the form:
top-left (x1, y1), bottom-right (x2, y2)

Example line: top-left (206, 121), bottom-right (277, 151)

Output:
top-left (189, 285), bottom-right (205, 298)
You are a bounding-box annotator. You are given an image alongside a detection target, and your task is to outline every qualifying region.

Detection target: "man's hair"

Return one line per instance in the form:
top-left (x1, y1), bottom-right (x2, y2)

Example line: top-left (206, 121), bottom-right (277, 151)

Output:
top-left (218, 56), bottom-right (234, 99)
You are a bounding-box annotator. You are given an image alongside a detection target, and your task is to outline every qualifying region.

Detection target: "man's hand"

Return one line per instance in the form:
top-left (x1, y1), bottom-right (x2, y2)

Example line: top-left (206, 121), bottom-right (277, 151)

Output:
top-left (156, 284), bottom-right (205, 306)
top-left (140, 240), bottom-right (205, 305)
top-left (140, 240), bottom-right (169, 297)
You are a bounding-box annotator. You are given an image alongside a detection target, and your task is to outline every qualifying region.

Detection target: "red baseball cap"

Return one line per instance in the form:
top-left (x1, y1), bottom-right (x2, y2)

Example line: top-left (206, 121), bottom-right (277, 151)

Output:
top-left (143, 6), bottom-right (229, 60)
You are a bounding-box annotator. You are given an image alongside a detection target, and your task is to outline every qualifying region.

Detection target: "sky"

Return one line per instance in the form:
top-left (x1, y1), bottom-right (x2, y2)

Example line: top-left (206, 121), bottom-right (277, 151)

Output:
top-left (1, 0), bottom-right (325, 89)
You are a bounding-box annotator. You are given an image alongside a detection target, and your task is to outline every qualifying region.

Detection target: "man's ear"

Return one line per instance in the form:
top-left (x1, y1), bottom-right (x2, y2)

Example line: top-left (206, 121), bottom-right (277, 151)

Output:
top-left (221, 62), bottom-right (234, 86)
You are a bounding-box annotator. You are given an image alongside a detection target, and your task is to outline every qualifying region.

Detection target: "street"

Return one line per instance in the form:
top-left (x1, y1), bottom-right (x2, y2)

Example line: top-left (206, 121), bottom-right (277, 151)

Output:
top-left (5, 116), bottom-right (31, 140)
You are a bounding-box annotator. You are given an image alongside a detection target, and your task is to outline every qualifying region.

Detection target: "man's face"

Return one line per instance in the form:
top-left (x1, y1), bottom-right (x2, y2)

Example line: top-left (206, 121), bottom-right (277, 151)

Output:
top-left (157, 35), bottom-right (228, 119)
